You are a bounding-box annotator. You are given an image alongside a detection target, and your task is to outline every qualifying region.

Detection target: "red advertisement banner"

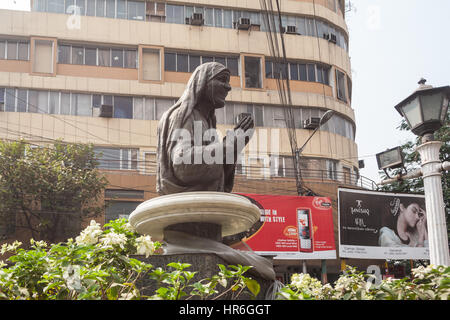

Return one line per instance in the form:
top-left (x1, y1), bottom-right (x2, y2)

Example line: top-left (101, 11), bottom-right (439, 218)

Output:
top-left (232, 193), bottom-right (336, 260)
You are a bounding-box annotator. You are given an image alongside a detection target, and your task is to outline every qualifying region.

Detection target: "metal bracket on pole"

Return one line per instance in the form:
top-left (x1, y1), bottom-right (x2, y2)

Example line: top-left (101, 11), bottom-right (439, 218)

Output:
top-left (379, 161), bottom-right (449, 185)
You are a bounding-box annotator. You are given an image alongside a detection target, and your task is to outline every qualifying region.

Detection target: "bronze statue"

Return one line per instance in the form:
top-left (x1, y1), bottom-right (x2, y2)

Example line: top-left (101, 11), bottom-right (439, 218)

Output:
top-left (157, 62), bottom-right (254, 195)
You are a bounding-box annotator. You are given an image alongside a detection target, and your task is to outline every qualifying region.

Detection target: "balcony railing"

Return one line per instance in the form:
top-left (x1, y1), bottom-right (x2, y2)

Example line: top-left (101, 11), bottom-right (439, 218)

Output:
top-left (240, 166), bottom-right (379, 190)
top-left (97, 160), bottom-right (379, 191)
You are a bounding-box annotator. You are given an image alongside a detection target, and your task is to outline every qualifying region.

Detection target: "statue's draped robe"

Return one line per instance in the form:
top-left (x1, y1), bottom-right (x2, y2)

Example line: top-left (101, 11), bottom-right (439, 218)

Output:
top-left (157, 62), bottom-right (235, 195)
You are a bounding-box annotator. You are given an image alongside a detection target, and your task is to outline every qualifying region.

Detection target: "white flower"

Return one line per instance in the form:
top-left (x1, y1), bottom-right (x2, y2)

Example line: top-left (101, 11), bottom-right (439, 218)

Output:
top-left (18, 287), bottom-right (30, 298)
top-left (119, 292), bottom-right (134, 300)
top-left (1, 241), bottom-right (22, 254)
top-left (30, 239), bottom-right (48, 248)
top-left (135, 235), bottom-right (155, 258)
top-left (100, 231), bottom-right (128, 249)
top-left (75, 220), bottom-right (103, 245)
top-left (0, 260), bottom-right (6, 268)
top-left (124, 222), bottom-right (136, 233)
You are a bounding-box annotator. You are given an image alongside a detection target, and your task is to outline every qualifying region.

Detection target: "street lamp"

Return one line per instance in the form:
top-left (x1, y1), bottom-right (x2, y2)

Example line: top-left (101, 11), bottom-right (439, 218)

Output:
top-left (376, 146), bottom-right (405, 178)
top-left (395, 78), bottom-right (450, 140)
top-left (393, 78), bottom-right (450, 266)
top-left (294, 110), bottom-right (335, 196)
top-left (297, 110), bottom-right (335, 154)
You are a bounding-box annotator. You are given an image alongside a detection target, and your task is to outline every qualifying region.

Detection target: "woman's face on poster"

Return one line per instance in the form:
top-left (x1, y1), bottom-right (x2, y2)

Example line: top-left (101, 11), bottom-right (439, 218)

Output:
top-left (401, 203), bottom-right (423, 228)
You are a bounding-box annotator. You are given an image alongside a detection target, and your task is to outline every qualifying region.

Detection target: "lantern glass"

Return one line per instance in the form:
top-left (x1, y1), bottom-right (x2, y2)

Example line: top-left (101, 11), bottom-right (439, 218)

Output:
top-left (401, 96), bottom-right (422, 128)
top-left (376, 147), bottom-right (404, 170)
top-left (420, 92), bottom-right (443, 122)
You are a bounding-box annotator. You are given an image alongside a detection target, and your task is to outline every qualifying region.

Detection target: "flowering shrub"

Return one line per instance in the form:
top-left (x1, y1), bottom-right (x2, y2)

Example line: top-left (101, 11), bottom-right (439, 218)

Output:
top-left (0, 218), bottom-right (259, 300)
top-left (279, 265), bottom-right (450, 300)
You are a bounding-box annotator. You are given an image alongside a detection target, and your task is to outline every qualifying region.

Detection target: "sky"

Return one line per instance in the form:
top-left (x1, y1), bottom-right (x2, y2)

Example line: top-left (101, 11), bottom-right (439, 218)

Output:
top-left (345, 0), bottom-right (450, 182)
top-left (1, 0), bottom-right (449, 184)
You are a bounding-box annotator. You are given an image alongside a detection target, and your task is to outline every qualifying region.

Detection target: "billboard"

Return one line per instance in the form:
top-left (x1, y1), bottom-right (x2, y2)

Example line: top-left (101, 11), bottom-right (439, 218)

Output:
top-left (338, 188), bottom-right (429, 260)
top-left (231, 193), bottom-right (336, 260)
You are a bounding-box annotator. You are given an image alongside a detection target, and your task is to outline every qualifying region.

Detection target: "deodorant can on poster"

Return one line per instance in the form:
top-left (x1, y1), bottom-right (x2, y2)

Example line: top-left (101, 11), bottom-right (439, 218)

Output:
top-left (297, 209), bottom-right (313, 252)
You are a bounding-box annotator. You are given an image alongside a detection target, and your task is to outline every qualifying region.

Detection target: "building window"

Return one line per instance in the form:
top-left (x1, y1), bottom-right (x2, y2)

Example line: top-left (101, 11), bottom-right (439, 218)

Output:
top-left (164, 51), bottom-right (239, 76)
top-left (47, 0), bottom-right (65, 13)
top-left (0, 88), bottom-right (5, 111)
top-left (188, 55), bottom-right (201, 72)
top-left (166, 4), bottom-right (184, 24)
top-left (58, 44), bottom-right (70, 64)
top-left (106, 0), bottom-right (115, 18)
top-left (58, 44), bottom-right (137, 69)
top-left (176, 53), bottom-right (188, 72)
top-left (142, 48), bottom-right (161, 81)
top-left (85, 47), bottom-right (97, 66)
top-left (98, 48), bottom-right (111, 66)
top-left (299, 64), bottom-right (307, 81)
top-left (111, 49), bottom-right (123, 67)
top-left (307, 64), bottom-right (316, 82)
top-left (290, 63), bottom-right (299, 81)
top-left (124, 49), bottom-right (137, 68)
top-left (326, 159), bottom-right (338, 180)
top-left (114, 96), bottom-right (133, 119)
top-left (94, 147), bottom-right (138, 170)
top-left (336, 69), bottom-right (347, 102)
top-left (96, 0), bottom-right (105, 17)
top-left (33, 39), bottom-right (54, 74)
top-left (71, 93), bottom-right (92, 116)
top-left (265, 59), bottom-right (330, 85)
top-left (105, 189), bottom-right (144, 199)
top-left (86, 0), bottom-right (96, 16)
top-left (105, 201), bottom-right (140, 222)
top-left (5, 88), bottom-right (16, 112)
top-left (127, 0), bottom-right (145, 20)
top-left (18, 42), bottom-right (29, 60)
top-left (164, 52), bottom-right (176, 71)
top-left (72, 46), bottom-right (84, 65)
top-left (244, 56), bottom-right (262, 88)
top-left (271, 156), bottom-right (294, 177)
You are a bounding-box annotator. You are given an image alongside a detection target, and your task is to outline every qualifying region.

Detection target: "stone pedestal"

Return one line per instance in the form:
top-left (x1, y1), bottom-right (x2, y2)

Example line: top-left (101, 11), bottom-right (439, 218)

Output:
top-left (129, 192), bottom-right (261, 242)
top-left (135, 253), bottom-right (274, 300)
top-left (165, 222), bottom-right (222, 242)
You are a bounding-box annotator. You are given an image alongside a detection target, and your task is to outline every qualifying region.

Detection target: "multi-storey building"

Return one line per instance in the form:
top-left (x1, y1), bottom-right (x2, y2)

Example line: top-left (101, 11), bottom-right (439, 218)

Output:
top-left (0, 0), bottom-right (375, 281)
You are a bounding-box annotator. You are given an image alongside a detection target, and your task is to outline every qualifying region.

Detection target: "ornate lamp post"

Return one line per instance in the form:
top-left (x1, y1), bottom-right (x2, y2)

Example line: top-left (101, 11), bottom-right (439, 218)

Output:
top-left (393, 79), bottom-right (450, 266)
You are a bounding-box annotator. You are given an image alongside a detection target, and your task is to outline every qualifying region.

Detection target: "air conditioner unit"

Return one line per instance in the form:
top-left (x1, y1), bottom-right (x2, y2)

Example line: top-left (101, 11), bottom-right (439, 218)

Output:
top-left (323, 32), bottom-right (330, 40)
top-left (187, 12), bottom-right (204, 26)
top-left (286, 25), bottom-right (297, 34)
top-left (99, 104), bottom-right (113, 118)
top-left (328, 32), bottom-right (337, 44)
top-left (237, 17), bottom-right (251, 30)
top-left (303, 117), bottom-right (320, 129)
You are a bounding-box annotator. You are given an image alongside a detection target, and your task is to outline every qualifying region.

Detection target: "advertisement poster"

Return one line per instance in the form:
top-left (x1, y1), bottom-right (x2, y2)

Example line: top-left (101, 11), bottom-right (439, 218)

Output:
top-left (338, 188), bottom-right (429, 260)
top-left (231, 193), bottom-right (336, 260)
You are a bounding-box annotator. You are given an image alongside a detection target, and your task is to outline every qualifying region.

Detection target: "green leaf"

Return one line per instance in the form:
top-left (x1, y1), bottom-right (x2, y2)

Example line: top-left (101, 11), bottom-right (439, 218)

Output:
top-left (244, 278), bottom-right (260, 297)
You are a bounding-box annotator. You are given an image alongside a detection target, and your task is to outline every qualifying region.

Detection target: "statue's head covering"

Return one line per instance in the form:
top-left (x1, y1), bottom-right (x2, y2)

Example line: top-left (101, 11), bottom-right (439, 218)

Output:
top-left (173, 62), bottom-right (229, 127)
top-left (156, 62), bottom-right (230, 194)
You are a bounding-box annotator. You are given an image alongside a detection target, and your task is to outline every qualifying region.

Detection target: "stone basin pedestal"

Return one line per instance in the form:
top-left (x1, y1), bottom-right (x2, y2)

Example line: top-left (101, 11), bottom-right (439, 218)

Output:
top-left (129, 192), bottom-right (276, 299)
